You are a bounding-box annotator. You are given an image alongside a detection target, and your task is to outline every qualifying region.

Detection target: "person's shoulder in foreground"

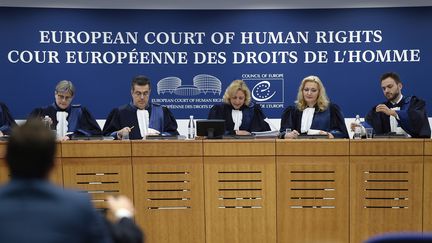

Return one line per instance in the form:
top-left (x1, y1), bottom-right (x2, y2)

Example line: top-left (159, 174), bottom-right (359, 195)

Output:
top-left (0, 119), bottom-right (112, 243)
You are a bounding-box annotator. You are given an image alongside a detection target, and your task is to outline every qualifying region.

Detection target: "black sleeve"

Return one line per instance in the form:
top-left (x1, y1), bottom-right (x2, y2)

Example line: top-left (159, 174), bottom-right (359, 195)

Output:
top-left (77, 107), bottom-right (102, 136)
top-left (107, 218), bottom-right (144, 243)
top-left (208, 104), bottom-right (222, 119)
top-left (279, 106), bottom-right (297, 138)
top-left (365, 105), bottom-right (390, 135)
top-left (163, 107), bottom-right (179, 135)
top-left (400, 96), bottom-right (431, 138)
top-left (329, 103), bottom-right (349, 138)
top-left (0, 103), bottom-right (17, 135)
top-left (103, 108), bottom-right (121, 137)
top-left (250, 104), bottom-right (271, 132)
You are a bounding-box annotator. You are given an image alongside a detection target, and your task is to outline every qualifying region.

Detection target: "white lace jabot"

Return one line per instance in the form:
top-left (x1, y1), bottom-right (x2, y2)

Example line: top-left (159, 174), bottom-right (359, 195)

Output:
top-left (301, 108), bottom-right (315, 133)
top-left (137, 109), bottom-right (149, 137)
top-left (231, 110), bottom-right (242, 131)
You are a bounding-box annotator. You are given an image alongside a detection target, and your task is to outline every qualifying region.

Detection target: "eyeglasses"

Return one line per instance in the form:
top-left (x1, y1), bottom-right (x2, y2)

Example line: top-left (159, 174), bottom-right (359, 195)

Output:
top-left (133, 91), bottom-right (150, 97)
top-left (56, 93), bottom-right (73, 101)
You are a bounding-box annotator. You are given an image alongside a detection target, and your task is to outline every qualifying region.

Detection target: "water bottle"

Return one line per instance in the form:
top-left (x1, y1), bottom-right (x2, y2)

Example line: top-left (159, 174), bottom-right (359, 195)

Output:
top-left (188, 115), bottom-right (195, 139)
top-left (353, 114), bottom-right (362, 139)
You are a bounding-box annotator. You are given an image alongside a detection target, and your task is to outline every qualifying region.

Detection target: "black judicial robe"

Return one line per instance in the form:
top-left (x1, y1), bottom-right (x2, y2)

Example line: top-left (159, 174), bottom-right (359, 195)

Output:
top-left (208, 103), bottom-right (271, 135)
top-left (29, 103), bottom-right (102, 136)
top-left (0, 102), bottom-right (17, 135)
top-left (365, 95), bottom-right (431, 138)
top-left (279, 103), bottom-right (349, 138)
top-left (103, 103), bottom-right (179, 140)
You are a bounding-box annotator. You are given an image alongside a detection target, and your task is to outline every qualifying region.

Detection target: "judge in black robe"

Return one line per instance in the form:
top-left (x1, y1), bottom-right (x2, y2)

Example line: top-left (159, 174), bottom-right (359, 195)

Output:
top-left (365, 95), bottom-right (430, 138)
top-left (280, 103), bottom-right (348, 138)
top-left (28, 80), bottom-right (101, 140)
top-left (0, 102), bottom-right (17, 136)
top-left (362, 72), bottom-right (430, 138)
top-left (103, 75), bottom-right (178, 140)
top-left (207, 79), bottom-right (271, 135)
top-left (103, 103), bottom-right (179, 139)
top-left (279, 75), bottom-right (349, 139)
top-left (208, 103), bottom-right (270, 135)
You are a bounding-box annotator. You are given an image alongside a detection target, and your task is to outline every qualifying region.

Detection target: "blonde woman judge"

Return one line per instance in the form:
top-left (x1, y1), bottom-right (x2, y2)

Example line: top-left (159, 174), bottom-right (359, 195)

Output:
top-left (280, 75), bottom-right (348, 139)
top-left (208, 79), bottom-right (270, 135)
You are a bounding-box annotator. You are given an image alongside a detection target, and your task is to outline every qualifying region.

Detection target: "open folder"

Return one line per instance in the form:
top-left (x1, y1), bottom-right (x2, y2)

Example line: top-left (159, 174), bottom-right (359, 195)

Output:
top-left (251, 130), bottom-right (279, 138)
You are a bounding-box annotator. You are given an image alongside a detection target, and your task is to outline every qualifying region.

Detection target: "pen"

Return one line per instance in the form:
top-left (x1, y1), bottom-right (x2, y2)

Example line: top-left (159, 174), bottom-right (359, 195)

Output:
top-left (130, 126), bottom-right (135, 130)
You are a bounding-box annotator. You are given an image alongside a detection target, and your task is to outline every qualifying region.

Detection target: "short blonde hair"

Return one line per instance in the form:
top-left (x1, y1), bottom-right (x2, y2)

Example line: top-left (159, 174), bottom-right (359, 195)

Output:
top-left (222, 80), bottom-right (251, 106)
top-left (295, 75), bottom-right (329, 111)
top-left (55, 80), bottom-right (75, 96)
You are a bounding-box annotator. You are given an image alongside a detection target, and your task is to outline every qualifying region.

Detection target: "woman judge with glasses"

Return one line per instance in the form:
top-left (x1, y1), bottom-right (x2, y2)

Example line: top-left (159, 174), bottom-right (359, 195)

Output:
top-left (280, 75), bottom-right (348, 139)
top-left (208, 79), bottom-right (271, 135)
top-left (28, 80), bottom-right (102, 140)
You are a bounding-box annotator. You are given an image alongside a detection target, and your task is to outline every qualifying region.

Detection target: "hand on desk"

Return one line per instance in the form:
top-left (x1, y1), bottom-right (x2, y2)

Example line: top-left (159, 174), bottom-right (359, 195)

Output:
top-left (284, 129), bottom-right (299, 139)
top-left (235, 130), bottom-right (251, 136)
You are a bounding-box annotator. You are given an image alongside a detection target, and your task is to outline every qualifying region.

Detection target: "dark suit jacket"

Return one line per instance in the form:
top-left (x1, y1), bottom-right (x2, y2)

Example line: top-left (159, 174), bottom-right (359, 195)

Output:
top-left (108, 217), bottom-right (144, 243)
top-left (0, 179), bottom-right (112, 243)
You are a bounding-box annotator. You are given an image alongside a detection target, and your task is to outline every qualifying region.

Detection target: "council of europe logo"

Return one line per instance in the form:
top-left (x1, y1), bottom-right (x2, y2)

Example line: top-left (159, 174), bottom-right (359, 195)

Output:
top-left (244, 77), bottom-right (283, 103)
top-left (157, 74), bottom-right (222, 96)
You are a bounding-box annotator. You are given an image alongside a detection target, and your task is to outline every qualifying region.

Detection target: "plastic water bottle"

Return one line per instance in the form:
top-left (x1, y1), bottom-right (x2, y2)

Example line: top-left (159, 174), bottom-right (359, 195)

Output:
top-left (188, 115), bottom-right (195, 139)
top-left (353, 114), bottom-right (362, 139)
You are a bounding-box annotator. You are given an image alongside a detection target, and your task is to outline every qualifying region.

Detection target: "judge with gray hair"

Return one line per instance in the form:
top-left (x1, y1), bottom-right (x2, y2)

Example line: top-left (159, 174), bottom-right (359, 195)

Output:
top-left (29, 80), bottom-right (101, 140)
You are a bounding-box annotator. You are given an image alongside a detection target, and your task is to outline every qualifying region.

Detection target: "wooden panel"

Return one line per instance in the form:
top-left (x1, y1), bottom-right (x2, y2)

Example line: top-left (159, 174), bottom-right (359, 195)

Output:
top-left (62, 140), bottom-right (131, 157)
top-left (350, 139), bottom-right (423, 156)
top-left (0, 141), bottom-right (61, 158)
top-left (132, 140), bottom-right (202, 157)
top-left (277, 156), bottom-right (349, 243)
top-left (0, 141), bottom-right (62, 185)
top-left (0, 159), bottom-right (8, 185)
top-left (0, 162), bottom-right (62, 185)
top-left (205, 156), bottom-right (276, 243)
top-left (350, 156), bottom-right (423, 243)
top-left (424, 156), bottom-right (432, 231)
top-left (0, 142), bottom-right (7, 184)
top-left (0, 141), bottom-right (6, 158)
top-left (62, 157), bottom-right (133, 210)
top-left (425, 140), bottom-right (432, 155)
top-left (204, 139), bottom-right (275, 156)
top-left (133, 157), bottom-right (205, 243)
top-left (49, 159), bottom-right (64, 186)
top-left (276, 139), bottom-right (349, 156)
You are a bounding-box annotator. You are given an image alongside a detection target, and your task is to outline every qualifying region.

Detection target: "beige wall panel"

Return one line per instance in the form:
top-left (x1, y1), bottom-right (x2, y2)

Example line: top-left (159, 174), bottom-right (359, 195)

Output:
top-left (133, 156), bottom-right (205, 243)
